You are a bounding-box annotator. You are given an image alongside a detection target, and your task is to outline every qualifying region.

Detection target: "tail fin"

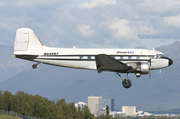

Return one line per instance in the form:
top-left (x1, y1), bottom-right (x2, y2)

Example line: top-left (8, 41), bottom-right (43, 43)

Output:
top-left (14, 28), bottom-right (43, 55)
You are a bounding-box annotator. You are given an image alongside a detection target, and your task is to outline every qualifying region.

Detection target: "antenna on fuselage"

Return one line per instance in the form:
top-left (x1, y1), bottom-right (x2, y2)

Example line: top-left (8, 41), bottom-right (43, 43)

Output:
top-left (73, 46), bottom-right (76, 50)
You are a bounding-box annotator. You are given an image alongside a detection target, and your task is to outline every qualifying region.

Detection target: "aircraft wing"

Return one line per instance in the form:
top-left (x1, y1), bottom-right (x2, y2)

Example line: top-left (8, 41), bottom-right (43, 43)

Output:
top-left (95, 54), bottom-right (132, 73)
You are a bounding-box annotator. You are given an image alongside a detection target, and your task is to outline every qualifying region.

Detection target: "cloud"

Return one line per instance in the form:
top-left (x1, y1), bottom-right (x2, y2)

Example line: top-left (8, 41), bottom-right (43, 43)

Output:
top-left (137, 26), bottom-right (159, 36)
top-left (0, 16), bottom-right (33, 31)
top-left (79, 0), bottom-right (116, 8)
top-left (77, 25), bottom-right (94, 37)
top-left (108, 19), bottom-right (139, 44)
top-left (0, 1), bottom-right (6, 7)
top-left (0, 0), bottom-right (68, 8)
top-left (163, 15), bottom-right (180, 28)
top-left (1, 0), bottom-right (180, 48)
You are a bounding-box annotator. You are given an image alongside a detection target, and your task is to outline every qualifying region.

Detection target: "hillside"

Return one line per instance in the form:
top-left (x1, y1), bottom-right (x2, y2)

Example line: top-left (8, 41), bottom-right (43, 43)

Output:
top-left (0, 42), bottom-right (179, 111)
top-left (0, 45), bottom-right (30, 81)
top-left (156, 41), bottom-right (180, 62)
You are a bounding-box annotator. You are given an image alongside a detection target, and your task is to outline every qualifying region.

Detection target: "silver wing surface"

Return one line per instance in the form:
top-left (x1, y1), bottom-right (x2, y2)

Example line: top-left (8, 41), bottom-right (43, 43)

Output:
top-left (95, 54), bottom-right (132, 73)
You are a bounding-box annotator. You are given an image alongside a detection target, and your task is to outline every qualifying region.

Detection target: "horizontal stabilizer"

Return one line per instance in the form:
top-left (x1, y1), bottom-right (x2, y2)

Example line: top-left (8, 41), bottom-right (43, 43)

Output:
top-left (95, 54), bottom-right (132, 73)
top-left (12, 54), bottom-right (39, 61)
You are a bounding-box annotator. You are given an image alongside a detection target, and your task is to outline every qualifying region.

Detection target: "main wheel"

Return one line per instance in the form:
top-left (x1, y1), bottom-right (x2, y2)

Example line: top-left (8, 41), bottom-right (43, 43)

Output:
top-left (122, 79), bottom-right (132, 88)
top-left (32, 64), bottom-right (37, 69)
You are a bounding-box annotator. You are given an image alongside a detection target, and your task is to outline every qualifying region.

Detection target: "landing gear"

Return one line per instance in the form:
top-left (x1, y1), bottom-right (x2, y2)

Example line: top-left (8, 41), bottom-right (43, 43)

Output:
top-left (32, 62), bottom-right (41, 69)
top-left (122, 79), bottom-right (132, 88)
top-left (117, 72), bottom-right (132, 88)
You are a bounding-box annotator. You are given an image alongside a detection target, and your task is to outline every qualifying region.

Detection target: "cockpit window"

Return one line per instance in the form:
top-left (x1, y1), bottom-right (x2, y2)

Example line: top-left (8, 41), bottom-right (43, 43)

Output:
top-left (155, 54), bottom-right (165, 58)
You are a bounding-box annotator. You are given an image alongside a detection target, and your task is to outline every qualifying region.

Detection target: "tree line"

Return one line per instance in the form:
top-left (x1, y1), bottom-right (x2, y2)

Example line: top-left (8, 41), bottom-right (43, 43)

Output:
top-left (1, 90), bottom-right (173, 119)
top-left (0, 90), bottom-right (95, 119)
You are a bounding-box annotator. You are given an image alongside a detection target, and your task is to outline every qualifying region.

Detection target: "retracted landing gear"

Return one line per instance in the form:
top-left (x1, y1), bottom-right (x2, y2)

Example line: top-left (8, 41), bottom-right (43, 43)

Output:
top-left (32, 62), bottom-right (41, 69)
top-left (117, 72), bottom-right (132, 88)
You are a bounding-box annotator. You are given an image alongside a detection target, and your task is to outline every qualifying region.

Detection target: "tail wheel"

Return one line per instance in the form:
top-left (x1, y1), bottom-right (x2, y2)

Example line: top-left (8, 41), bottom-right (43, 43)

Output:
top-left (122, 79), bottom-right (132, 88)
top-left (32, 62), bottom-right (41, 69)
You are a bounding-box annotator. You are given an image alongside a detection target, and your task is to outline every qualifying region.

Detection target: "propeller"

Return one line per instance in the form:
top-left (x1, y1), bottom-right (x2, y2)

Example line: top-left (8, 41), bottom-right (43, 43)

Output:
top-left (159, 70), bottom-right (162, 74)
top-left (149, 48), bottom-right (155, 80)
top-left (149, 55), bottom-right (152, 80)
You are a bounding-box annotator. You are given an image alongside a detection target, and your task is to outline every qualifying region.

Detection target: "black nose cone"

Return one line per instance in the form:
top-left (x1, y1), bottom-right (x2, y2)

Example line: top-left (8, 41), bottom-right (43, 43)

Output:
top-left (169, 59), bottom-right (173, 66)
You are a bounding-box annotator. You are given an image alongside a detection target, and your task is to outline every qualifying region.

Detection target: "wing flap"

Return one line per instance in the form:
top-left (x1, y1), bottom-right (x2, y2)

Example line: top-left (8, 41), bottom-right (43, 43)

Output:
top-left (95, 54), bottom-right (132, 73)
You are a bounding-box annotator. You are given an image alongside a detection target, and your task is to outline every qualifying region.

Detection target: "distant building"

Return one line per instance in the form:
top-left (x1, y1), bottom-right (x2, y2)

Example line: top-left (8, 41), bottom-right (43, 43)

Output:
top-left (75, 102), bottom-right (87, 111)
top-left (102, 97), bottom-right (114, 111)
top-left (122, 106), bottom-right (136, 114)
top-left (96, 108), bottom-right (106, 116)
top-left (88, 96), bottom-right (102, 114)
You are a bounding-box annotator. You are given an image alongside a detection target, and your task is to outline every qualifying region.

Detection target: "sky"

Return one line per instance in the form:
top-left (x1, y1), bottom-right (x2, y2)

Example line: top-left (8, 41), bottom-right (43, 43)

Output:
top-left (0, 0), bottom-right (180, 48)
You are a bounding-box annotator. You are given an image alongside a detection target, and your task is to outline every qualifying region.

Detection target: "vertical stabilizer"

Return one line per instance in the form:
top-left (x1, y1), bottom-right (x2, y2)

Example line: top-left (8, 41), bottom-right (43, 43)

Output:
top-left (14, 28), bottom-right (29, 51)
top-left (14, 28), bottom-right (43, 54)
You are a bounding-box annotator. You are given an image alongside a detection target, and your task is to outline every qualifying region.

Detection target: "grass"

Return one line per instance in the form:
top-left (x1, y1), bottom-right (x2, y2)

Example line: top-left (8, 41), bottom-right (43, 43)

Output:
top-left (0, 115), bottom-right (22, 119)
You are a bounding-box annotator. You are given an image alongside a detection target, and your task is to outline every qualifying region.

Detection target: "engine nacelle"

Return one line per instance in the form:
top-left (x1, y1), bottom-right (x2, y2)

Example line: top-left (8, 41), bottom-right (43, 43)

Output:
top-left (141, 62), bottom-right (149, 74)
top-left (135, 62), bottom-right (149, 77)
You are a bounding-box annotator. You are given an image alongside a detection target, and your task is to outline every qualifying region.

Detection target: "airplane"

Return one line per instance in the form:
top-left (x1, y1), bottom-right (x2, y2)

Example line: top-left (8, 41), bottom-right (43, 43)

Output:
top-left (12, 28), bottom-right (173, 88)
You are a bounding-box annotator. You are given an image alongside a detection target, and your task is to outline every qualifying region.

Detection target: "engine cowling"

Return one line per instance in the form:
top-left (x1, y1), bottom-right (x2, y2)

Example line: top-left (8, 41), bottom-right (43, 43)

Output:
top-left (135, 62), bottom-right (149, 77)
top-left (141, 62), bottom-right (149, 74)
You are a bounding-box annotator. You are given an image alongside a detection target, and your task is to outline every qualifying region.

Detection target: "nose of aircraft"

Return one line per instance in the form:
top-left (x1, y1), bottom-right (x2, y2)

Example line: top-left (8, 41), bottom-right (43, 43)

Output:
top-left (169, 58), bottom-right (173, 66)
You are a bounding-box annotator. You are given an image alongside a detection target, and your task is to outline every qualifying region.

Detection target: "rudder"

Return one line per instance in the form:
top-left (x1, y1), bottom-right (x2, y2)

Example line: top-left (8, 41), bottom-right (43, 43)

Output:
top-left (14, 28), bottom-right (29, 51)
top-left (14, 28), bottom-right (43, 54)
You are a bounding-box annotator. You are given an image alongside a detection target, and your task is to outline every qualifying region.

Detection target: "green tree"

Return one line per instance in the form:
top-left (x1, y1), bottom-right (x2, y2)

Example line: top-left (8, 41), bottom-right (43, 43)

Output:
top-left (68, 102), bottom-right (78, 119)
top-left (47, 100), bottom-right (61, 119)
top-left (2, 91), bottom-right (12, 111)
top-left (0, 90), bottom-right (2, 95)
top-left (57, 99), bottom-right (66, 119)
top-left (97, 114), bottom-right (106, 119)
top-left (56, 98), bottom-right (67, 118)
top-left (77, 106), bottom-right (84, 119)
top-left (83, 105), bottom-right (94, 119)
top-left (0, 90), bottom-right (4, 110)
top-left (11, 91), bottom-right (27, 115)
top-left (56, 98), bottom-right (75, 119)
top-left (106, 106), bottom-right (109, 118)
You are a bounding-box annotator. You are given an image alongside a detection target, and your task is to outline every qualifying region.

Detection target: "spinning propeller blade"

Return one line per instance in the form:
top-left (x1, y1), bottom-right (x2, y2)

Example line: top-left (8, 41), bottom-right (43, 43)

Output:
top-left (149, 55), bottom-right (151, 80)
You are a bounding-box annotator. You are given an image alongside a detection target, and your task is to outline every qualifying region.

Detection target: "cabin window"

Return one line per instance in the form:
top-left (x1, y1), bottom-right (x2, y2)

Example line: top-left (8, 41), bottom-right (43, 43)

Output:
top-left (128, 56), bottom-right (132, 59)
top-left (88, 56), bottom-right (91, 59)
top-left (156, 54), bottom-right (165, 58)
top-left (160, 54), bottom-right (165, 57)
top-left (136, 56), bottom-right (140, 59)
top-left (80, 56), bottom-right (83, 59)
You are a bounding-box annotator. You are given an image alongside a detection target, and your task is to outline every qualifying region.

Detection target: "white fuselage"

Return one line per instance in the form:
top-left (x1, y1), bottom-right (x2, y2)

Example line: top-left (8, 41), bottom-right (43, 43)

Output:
top-left (23, 46), bottom-right (169, 72)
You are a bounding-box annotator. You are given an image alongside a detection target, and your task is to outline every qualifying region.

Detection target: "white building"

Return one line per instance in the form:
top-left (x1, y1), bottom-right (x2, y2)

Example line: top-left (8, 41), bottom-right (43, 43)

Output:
top-left (122, 106), bottom-right (136, 115)
top-left (75, 102), bottom-right (87, 111)
top-left (88, 96), bottom-right (102, 114)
